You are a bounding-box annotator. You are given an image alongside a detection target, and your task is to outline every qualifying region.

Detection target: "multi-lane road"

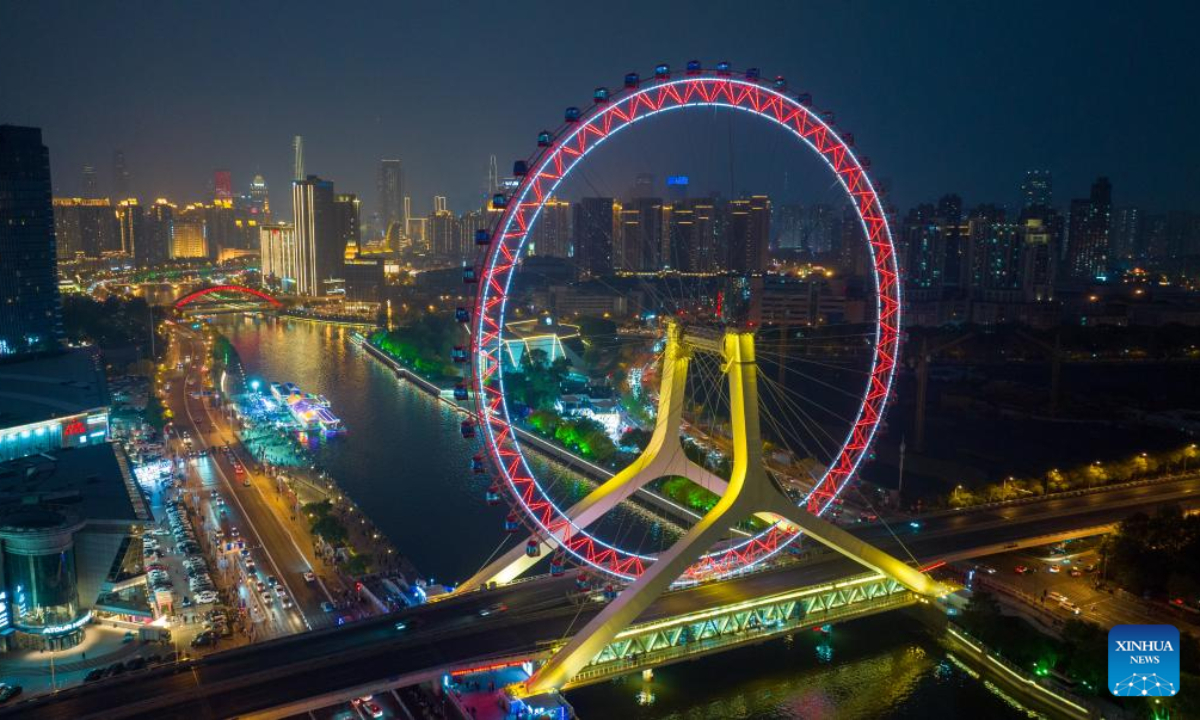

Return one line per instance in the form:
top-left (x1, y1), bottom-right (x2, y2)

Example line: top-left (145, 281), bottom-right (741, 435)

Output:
top-left (8, 463), bottom-right (1198, 720)
top-left (166, 326), bottom-right (338, 633)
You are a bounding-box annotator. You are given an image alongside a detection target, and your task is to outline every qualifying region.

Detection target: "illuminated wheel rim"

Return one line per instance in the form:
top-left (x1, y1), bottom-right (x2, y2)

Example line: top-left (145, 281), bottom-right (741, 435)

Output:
top-left (472, 67), bottom-right (900, 583)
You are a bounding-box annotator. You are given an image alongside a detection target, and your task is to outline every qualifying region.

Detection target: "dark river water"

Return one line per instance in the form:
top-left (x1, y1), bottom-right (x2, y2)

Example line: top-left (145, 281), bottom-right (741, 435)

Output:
top-left (217, 314), bottom-right (1035, 720)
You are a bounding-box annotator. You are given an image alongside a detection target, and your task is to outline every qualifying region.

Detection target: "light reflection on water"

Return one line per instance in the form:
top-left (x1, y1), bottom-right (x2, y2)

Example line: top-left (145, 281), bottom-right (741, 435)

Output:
top-left (219, 316), bottom-right (1034, 719)
top-left (567, 616), bottom-right (1033, 720)
top-left (216, 315), bottom-right (677, 583)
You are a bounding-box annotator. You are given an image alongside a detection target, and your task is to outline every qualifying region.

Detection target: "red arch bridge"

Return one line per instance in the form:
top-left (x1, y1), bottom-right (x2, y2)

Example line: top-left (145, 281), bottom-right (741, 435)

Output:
top-left (173, 284), bottom-right (283, 312)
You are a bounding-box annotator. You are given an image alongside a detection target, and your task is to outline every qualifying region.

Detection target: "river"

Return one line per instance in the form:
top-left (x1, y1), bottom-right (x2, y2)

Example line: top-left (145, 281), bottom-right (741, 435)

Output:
top-left (217, 314), bottom-right (1035, 719)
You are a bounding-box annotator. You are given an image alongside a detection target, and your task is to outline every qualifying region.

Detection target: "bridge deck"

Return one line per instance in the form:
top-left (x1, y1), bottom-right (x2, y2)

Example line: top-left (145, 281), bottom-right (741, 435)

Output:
top-left (3, 474), bottom-right (1196, 720)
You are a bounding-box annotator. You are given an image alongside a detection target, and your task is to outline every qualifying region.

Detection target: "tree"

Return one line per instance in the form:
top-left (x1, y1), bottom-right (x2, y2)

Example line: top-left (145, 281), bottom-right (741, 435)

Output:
top-left (343, 554), bottom-right (370, 576)
top-left (144, 394), bottom-right (167, 430)
top-left (310, 515), bottom-right (348, 547)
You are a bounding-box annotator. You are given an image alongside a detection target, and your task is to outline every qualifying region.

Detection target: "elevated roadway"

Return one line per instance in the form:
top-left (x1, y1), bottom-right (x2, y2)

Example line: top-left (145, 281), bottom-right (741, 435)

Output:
top-left (6, 472), bottom-right (1196, 720)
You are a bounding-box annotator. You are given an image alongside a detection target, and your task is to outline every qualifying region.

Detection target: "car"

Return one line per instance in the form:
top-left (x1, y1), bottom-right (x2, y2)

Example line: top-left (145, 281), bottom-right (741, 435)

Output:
top-left (275, 586), bottom-right (287, 598)
top-left (363, 701), bottom-right (384, 718)
top-left (260, 591), bottom-right (274, 605)
top-left (479, 602), bottom-right (507, 617)
top-left (303, 571), bottom-right (317, 583)
top-left (255, 580), bottom-right (267, 592)
top-left (1014, 565), bottom-right (1029, 574)
top-left (0, 683), bottom-right (23, 702)
top-left (124, 657), bottom-right (146, 671)
top-left (1060, 600), bottom-right (1082, 615)
top-left (1047, 564), bottom-right (1061, 574)
top-left (191, 631), bottom-right (217, 648)
top-left (1069, 568), bottom-right (1083, 577)
top-left (282, 597), bottom-right (294, 609)
top-left (196, 591), bottom-right (218, 604)
top-left (976, 564), bottom-right (997, 575)
top-left (266, 575), bottom-right (279, 587)
top-left (321, 601), bottom-right (336, 613)
top-left (84, 668), bottom-right (105, 683)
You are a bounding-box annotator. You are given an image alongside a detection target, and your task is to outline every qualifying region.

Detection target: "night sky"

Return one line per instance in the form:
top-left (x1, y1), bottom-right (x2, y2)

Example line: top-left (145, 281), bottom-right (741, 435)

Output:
top-left (3, 1), bottom-right (1198, 218)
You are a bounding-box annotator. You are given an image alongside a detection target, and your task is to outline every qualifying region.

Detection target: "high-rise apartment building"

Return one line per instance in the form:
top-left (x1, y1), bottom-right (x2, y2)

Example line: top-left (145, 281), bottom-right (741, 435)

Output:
top-left (615, 197), bottom-right (664, 271)
top-left (1110, 206), bottom-right (1142, 268)
top-left (530, 198), bottom-right (571, 258)
top-left (144, 198), bottom-right (174, 267)
top-left (573, 198), bottom-right (616, 276)
top-left (1021, 170), bottom-right (1053, 209)
top-left (429, 201), bottom-right (461, 259)
top-left (1065, 176), bottom-right (1112, 280)
top-left (53, 198), bottom-right (119, 259)
top-left (666, 198), bottom-right (720, 272)
top-left (292, 175), bottom-right (342, 295)
top-left (0, 126), bottom-right (63, 355)
top-left (726, 196), bottom-right (770, 273)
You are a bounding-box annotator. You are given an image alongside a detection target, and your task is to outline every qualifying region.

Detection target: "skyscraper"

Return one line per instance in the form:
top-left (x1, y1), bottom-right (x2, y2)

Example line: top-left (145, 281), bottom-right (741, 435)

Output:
top-left (0, 126), bottom-right (63, 355)
top-left (247, 174), bottom-right (270, 220)
top-left (378, 159), bottom-right (404, 232)
top-left (1021, 170), bottom-right (1053, 209)
top-left (666, 198), bottom-right (720, 272)
top-left (292, 175), bottom-right (341, 295)
top-left (116, 199), bottom-right (146, 262)
top-left (112, 149), bottom-right (131, 199)
top-left (1110, 206), bottom-right (1143, 268)
top-left (1065, 177), bottom-right (1112, 280)
top-left (144, 198), bottom-right (175, 267)
top-left (81, 165), bottom-right (98, 198)
top-left (292, 136), bottom-right (305, 181)
top-left (213, 169), bottom-right (233, 202)
top-left (334, 193), bottom-right (362, 257)
top-left (573, 198), bottom-right (616, 276)
top-left (726, 196), bottom-right (771, 273)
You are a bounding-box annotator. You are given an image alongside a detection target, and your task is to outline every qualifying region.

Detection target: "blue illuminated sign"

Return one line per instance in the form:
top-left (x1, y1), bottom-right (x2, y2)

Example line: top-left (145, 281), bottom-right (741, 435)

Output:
top-left (666, 175), bottom-right (689, 186)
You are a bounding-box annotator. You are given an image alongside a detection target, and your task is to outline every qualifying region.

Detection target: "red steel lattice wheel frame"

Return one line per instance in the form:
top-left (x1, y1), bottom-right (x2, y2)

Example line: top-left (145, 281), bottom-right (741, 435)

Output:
top-left (472, 69), bottom-right (900, 583)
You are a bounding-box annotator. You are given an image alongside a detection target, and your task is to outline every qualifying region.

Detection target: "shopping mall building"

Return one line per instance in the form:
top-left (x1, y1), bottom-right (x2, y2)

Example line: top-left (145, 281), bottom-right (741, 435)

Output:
top-left (0, 351), bottom-right (151, 650)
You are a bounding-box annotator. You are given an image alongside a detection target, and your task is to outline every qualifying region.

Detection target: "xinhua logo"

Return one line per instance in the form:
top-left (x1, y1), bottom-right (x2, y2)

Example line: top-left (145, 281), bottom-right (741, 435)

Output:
top-left (1108, 624), bottom-right (1179, 697)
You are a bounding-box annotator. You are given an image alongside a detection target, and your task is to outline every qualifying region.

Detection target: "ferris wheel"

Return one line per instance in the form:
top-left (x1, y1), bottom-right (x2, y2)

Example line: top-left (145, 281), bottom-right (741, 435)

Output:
top-left (464, 61), bottom-right (902, 588)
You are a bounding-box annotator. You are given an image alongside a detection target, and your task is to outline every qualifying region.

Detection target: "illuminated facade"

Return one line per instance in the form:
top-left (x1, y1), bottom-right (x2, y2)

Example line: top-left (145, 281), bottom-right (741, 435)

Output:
top-left (292, 175), bottom-right (341, 296)
top-left (52, 197), bottom-right (119, 259)
top-left (529, 198), bottom-right (571, 258)
top-left (260, 223), bottom-right (298, 294)
top-left (171, 206), bottom-right (207, 259)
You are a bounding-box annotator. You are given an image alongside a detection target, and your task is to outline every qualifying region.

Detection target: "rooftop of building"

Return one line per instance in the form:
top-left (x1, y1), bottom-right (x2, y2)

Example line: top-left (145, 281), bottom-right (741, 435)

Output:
top-left (0, 350), bottom-right (109, 429)
top-left (0, 442), bottom-right (149, 524)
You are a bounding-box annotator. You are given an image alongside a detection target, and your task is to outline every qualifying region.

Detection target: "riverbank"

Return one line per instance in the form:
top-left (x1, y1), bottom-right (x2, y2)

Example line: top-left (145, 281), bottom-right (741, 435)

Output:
top-left (210, 325), bottom-right (421, 586)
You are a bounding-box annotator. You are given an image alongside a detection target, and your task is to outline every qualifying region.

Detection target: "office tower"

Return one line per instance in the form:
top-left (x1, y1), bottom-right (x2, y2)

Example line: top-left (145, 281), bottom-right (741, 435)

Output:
top-left (214, 170), bottom-right (233, 202)
top-left (726, 196), bottom-right (770, 273)
top-left (334, 193), bottom-right (362, 257)
top-left (247, 174), bottom-right (270, 220)
top-left (260, 223), bottom-right (298, 292)
top-left (293, 136), bottom-right (304, 181)
top-left (1111, 206), bottom-right (1142, 267)
top-left (112, 150), bottom-right (131, 198)
top-left (292, 175), bottom-right (341, 295)
top-left (81, 165), bottom-right (98, 198)
top-left (666, 198), bottom-right (719, 272)
top-left (530, 198), bottom-right (571, 258)
top-left (488, 155), bottom-right (499, 196)
top-left (615, 197), bottom-right (664, 271)
top-left (171, 206), bottom-right (207, 259)
top-left (53, 198), bottom-right (119, 259)
top-left (1065, 176), bottom-right (1112, 280)
top-left (1021, 170), bottom-right (1053, 209)
top-left (116, 199), bottom-right (147, 262)
top-left (0, 126), bottom-right (63, 355)
top-left (378, 159), bottom-right (404, 232)
top-left (573, 198), bottom-right (617, 276)
top-left (144, 199), bottom-right (174, 267)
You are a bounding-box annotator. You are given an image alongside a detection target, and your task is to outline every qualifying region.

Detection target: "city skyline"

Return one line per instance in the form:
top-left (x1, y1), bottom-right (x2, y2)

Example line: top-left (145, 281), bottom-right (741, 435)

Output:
top-left (3, 2), bottom-right (1199, 217)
